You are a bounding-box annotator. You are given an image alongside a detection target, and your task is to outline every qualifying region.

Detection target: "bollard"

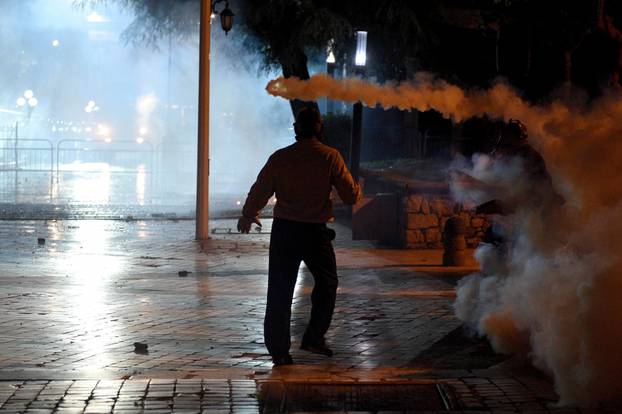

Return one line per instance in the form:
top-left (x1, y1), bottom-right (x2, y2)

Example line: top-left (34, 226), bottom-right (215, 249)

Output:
top-left (443, 216), bottom-right (467, 266)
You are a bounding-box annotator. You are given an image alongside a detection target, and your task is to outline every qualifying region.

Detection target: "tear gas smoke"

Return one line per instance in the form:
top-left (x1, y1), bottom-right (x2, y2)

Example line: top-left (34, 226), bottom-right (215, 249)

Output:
top-left (267, 74), bottom-right (622, 405)
top-left (210, 31), bottom-right (292, 203)
top-left (0, 1), bottom-right (291, 211)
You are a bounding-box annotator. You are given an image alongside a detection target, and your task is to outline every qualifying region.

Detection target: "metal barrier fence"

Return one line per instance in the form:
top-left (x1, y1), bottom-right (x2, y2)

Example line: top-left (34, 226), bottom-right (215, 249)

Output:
top-left (0, 136), bottom-right (198, 205)
top-left (0, 138), bottom-right (54, 202)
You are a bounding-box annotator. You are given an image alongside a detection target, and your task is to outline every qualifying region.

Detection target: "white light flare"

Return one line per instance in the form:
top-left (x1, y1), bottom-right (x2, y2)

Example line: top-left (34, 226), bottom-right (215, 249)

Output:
top-left (355, 31), bottom-right (367, 67)
top-left (326, 51), bottom-right (336, 64)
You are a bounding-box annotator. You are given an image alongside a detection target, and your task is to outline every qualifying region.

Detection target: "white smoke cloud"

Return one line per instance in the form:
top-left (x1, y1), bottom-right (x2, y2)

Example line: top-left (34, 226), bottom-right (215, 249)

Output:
top-left (210, 29), bottom-right (292, 203)
top-left (267, 73), bottom-right (622, 405)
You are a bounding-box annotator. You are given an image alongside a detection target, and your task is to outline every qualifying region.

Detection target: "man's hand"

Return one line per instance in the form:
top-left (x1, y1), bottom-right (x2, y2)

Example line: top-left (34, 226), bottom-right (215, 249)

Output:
top-left (237, 216), bottom-right (262, 234)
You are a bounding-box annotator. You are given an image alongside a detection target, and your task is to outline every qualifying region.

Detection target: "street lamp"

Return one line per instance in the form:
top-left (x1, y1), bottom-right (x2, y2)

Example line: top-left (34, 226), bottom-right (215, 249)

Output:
top-left (219, 3), bottom-right (234, 35)
top-left (195, 0), bottom-right (235, 241)
top-left (210, 0), bottom-right (234, 34)
top-left (16, 90), bottom-right (39, 120)
top-left (350, 31), bottom-right (367, 182)
top-left (326, 42), bottom-right (336, 115)
top-left (85, 100), bottom-right (100, 113)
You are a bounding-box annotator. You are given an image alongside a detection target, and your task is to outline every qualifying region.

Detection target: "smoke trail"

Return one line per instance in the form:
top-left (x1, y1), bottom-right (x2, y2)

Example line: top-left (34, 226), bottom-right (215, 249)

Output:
top-left (267, 74), bottom-right (622, 405)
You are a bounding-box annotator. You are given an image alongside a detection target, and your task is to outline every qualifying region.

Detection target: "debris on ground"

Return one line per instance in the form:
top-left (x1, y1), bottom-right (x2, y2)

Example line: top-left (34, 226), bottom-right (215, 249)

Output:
top-left (178, 270), bottom-right (191, 277)
top-left (37, 238), bottom-right (45, 246)
top-left (133, 342), bottom-right (149, 354)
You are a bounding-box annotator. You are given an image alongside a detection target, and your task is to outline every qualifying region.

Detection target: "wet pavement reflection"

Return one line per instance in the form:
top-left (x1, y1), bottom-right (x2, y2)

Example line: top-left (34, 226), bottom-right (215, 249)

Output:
top-left (0, 219), bottom-right (586, 412)
top-left (0, 219), bottom-right (459, 378)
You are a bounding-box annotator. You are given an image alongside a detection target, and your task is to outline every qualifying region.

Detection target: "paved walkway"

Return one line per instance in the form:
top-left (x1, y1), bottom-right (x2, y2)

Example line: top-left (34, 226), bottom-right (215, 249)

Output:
top-left (0, 219), bottom-right (601, 413)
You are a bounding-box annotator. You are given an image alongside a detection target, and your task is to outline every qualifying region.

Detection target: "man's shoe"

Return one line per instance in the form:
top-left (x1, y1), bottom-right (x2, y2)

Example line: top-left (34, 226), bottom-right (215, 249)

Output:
top-left (300, 341), bottom-right (333, 357)
top-left (272, 355), bottom-right (294, 366)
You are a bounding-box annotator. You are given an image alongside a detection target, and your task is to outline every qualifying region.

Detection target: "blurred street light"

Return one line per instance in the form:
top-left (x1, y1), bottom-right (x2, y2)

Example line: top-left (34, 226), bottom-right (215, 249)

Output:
top-left (139, 126), bottom-right (148, 135)
top-left (85, 100), bottom-right (97, 113)
top-left (28, 97), bottom-right (38, 107)
top-left (97, 124), bottom-right (111, 137)
top-left (24, 90), bottom-right (34, 100)
top-left (52, 39), bottom-right (60, 47)
top-left (87, 11), bottom-right (109, 23)
top-left (355, 31), bottom-right (368, 67)
top-left (136, 137), bottom-right (144, 144)
top-left (16, 97), bottom-right (26, 107)
top-left (326, 50), bottom-right (336, 64)
top-left (326, 41), bottom-right (336, 114)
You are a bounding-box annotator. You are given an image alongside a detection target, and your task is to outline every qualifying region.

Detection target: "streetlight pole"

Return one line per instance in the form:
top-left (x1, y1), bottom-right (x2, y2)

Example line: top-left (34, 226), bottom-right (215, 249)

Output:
top-left (195, 0), bottom-right (234, 241)
top-left (195, 0), bottom-right (212, 241)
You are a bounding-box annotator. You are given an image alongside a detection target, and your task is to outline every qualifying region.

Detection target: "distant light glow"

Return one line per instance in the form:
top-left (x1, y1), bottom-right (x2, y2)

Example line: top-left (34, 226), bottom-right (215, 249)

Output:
top-left (135, 136), bottom-right (144, 144)
top-left (210, 13), bottom-right (216, 19)
top-left (85, 100), bottom-right (97, 113)
top-left (97, 124), bottom-right (111, 136)
top-left (16, 97), bottom-right (26, 107)
top-left (355, 31), bottom-right (367, 67)
top-left (326, 51), bottom-right (336, 64)
top-left (236, 200), bottom-right (241, 206)
top-left (87, 11), bottom-right (109, 23)
top-left (137, 93), bottom-right (157, 115)
top-left (28, 97), bottom-right (38, 107)
top-left (104, 137), bottom-right (112, 143)
top-left (52, 39), bottom-right (60, 47)
top-left (24, 90), bottom-right (34, 99)
top-left (139, 126), bottom-right (148, 135)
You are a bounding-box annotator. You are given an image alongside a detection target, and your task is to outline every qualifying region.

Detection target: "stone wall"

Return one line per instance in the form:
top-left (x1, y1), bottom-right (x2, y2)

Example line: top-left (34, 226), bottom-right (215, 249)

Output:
top-left (359, 169), bottom-right (489, 249)
top-left (399, 194), bottom-right (489, 249)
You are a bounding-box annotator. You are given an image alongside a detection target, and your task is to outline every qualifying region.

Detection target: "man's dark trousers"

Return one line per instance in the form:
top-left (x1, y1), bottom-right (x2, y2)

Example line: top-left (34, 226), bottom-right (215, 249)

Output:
top-left (264, 217), bottom-right (338, 358)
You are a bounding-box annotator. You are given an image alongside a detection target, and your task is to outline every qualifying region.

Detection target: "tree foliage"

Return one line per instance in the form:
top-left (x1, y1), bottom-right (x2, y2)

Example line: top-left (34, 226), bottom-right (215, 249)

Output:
top-left (75, 0), bottom-right (622, 98)
top-left (75, 0), bottom-right (200, 47)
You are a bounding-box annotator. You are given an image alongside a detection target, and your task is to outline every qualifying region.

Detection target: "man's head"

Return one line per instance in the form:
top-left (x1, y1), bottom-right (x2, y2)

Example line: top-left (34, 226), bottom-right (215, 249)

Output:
top-left (497, 119), bottom-right (528, 149)
top-left (294, 107), bottom-right (323, 140)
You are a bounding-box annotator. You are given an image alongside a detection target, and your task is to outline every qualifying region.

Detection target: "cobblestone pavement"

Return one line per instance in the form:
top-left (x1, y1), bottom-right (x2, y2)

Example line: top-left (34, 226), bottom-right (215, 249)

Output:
top-left (0, 219), bottom-right (607, 413)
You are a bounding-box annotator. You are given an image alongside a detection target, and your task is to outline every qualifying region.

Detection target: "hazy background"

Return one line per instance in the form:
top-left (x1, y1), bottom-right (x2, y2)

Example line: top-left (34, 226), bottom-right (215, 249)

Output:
top-left (0, 0), bottom-right (292, 217)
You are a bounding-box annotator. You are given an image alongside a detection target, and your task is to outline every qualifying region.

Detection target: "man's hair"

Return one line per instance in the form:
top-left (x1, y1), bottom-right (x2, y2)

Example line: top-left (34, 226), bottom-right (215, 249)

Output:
top-left (503, 119), bottom-right (528, 143)
top-left (294, 107), bottom-right (323, 139)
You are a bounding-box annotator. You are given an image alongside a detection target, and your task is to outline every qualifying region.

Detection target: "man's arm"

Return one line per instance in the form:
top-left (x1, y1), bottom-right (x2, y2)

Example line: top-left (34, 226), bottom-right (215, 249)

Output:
top-left (331, 152), bottom-right (361, 205)
top-left (238, 157), bottom-right (275, 233)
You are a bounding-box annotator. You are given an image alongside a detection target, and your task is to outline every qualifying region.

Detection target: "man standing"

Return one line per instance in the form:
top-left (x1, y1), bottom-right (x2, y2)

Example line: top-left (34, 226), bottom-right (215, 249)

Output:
top-left (237, 107), bottom-right (360, 366)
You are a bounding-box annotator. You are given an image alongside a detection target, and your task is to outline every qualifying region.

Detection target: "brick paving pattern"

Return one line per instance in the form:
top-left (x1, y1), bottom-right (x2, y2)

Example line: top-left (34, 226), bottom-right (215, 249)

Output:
top-left (0, 219), bottom-right (611, 412)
